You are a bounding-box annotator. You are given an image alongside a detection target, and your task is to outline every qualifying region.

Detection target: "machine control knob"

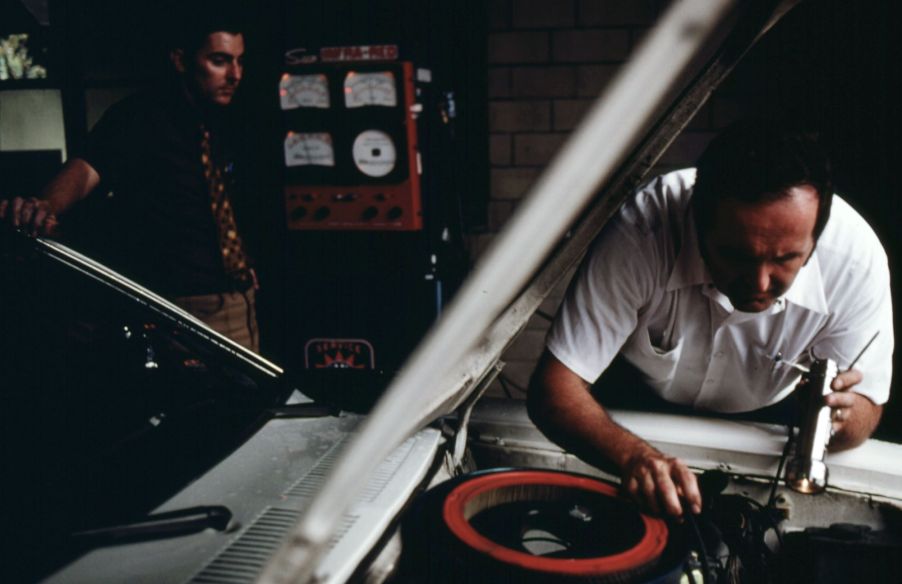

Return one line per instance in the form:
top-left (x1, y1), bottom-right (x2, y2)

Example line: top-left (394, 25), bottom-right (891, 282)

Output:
top-left (362, 206), bottom-right (379, 220)
top-left (290, 206), bottom-right (308, 220)
top-left (387, 206), bottom-right (403, 220)
top-left (313, 206), bottom-right (331, 221)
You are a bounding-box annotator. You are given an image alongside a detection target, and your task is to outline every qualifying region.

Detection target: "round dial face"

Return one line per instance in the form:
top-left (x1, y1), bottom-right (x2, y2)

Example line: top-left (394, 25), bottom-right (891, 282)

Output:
top-left (343, 71), bottom-right (397, 108)
top-left (279, 73), bottom-right (330, 110)
top-left (352, 130), bottom-right (396, 177)
top-left (284, 132), bottom-right (335, 167)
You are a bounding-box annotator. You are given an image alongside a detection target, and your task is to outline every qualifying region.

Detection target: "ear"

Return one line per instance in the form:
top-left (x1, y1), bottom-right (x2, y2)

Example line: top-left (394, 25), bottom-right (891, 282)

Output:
top-left (170, 49), bottom-right (186, 73)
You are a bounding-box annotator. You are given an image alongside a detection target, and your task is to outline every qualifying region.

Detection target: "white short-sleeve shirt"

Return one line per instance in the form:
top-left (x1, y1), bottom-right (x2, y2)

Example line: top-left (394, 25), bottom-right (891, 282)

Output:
top-left (547, 169), bottom-right (893, 413)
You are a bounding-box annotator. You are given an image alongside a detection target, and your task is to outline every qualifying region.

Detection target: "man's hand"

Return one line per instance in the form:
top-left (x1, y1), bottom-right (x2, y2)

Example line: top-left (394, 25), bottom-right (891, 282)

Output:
top-left (528, 351), bottom-right (700, 519)
top-left (622, 442), bottom-right (701, 517)
top-left (825, 368), bottom-right (883, 451)
top-left (0, 196), bottom-right (58, 236)
top-left (0, 158), bottom-right (101, 237)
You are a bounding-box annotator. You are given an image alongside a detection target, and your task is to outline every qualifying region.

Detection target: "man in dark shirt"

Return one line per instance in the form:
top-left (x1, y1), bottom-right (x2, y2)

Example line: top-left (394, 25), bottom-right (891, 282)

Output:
top-left (1, 16), bottom-right (259, 351)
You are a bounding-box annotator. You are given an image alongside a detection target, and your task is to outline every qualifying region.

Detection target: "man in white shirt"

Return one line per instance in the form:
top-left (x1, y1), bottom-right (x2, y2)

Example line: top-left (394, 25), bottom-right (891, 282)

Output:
top-left (528, 120), bottom-right (893, 518)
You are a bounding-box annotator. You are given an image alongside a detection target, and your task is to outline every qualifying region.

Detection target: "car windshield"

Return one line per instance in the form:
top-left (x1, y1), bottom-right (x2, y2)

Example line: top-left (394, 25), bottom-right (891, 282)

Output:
top-left (0, 229), bottom-right (293, 581)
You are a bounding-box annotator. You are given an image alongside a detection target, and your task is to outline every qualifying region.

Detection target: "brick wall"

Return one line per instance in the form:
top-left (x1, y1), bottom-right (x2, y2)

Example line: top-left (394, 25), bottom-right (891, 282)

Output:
top-left (478, 0), bottom-right (752, 399)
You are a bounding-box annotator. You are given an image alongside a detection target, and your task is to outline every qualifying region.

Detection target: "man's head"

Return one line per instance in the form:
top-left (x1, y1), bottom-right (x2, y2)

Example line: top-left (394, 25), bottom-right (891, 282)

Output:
top-left (168, 10), bottom-right (245, 107)
top-left (692, 119), bottom-right (832, 313)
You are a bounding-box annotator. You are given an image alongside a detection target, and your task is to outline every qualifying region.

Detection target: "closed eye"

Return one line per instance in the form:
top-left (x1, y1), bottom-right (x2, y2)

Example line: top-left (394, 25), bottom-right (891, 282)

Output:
top-left (208, 53), bottom-right (235, 66)
top-left (774, 253), bottom-right (802, 264)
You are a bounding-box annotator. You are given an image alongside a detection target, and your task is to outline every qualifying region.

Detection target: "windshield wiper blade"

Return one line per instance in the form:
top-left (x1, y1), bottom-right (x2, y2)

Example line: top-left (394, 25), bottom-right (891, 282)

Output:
top-left (268, 402), bottom-right (339, 418)
top-left (70, 505), bottom-right (236, 545)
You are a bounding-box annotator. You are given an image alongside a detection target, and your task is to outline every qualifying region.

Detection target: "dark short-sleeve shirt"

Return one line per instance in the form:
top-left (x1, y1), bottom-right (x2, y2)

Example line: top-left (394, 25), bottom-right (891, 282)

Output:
top-left (78, 86), bottom-right (241, 296)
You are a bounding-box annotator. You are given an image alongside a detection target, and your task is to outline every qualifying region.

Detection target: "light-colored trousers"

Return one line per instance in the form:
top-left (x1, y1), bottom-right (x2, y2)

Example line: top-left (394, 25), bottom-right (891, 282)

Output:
top-left (173, 288), bottom-right (259, 353)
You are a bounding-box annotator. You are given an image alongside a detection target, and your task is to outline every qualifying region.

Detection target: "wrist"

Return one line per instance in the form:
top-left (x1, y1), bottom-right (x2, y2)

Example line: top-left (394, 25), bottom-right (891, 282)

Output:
top-left (40, 198), bottom-right (58, 216)
top-left (616, 437), bottom-right (659, 470)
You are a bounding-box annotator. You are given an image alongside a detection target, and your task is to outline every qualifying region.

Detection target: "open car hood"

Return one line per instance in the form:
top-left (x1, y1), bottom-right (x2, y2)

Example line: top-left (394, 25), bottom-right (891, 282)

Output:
top-left (26, 232), bottom-right (284, 380)
top-left (3, 226), bottom-right (449, 584)
top-left (258, 1), bottom-right (815, 582)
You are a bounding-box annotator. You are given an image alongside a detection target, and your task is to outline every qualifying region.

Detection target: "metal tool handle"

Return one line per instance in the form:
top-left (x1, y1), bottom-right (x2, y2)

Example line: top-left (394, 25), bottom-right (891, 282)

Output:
top-left (786, 357), bottom-right (837, 494)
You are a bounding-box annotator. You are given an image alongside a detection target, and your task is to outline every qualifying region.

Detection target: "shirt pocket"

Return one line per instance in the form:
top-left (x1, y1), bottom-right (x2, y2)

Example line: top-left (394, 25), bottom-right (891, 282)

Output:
top-left (747, 342), bottom-right (805, 401)
top-left (625, 327), bottom-right (684, 385)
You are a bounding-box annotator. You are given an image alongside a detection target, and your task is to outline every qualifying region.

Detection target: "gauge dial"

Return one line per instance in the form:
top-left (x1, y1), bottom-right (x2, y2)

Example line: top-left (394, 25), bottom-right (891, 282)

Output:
top-left (284, 132), bottom-right (335, 167)
top-left (352, 130), bottom-right (396, 177)
top-left (343, 71), bottom-right (397, 108)
top-left (279, 73), bottom-right (330, 110)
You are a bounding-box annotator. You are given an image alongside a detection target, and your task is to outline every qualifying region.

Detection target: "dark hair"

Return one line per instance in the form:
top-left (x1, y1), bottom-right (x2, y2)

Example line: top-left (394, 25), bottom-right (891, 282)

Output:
top-left (167, 2), bottom-right (246, 58)
top-left (692, 118), bottom-right (833, 240)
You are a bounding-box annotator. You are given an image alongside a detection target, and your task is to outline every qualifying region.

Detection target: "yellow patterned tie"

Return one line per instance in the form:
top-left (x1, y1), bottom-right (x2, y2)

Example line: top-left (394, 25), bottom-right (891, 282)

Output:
top-left (200, 126), bottom-right (252, 286)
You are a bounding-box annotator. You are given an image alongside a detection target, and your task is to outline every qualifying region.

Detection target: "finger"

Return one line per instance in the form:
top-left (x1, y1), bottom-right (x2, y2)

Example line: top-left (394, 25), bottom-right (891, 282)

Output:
top-left (652, 464), bottom-right (682, 517)
top-left (32, 207), bottom-right (49, 234)
top-left (831, 369), bottom-right (863, 391)
top-left (45, 213), bottom-right (59, 236)
top-left (640, 471), bottom-right (661, 516)
top-left (831, 406), bottom-right (849, 424)
top-left (11, 197), bottom-right (24, 226)
top-left (831, 415), bottom-right (846, 440)
top-left (673, 464), bottom-right (702, 514)
top-left (19, 199), bottom-right (36, 227)
top-left (825, 390), bottom-right (858, 409)
top-left (620, 474), bottom-right (639, 502)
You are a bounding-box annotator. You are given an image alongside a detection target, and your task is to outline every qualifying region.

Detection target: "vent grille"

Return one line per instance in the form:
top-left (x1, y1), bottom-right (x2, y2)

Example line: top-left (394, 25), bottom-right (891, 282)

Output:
top-left (283, 439), bottom-right (346, 499)
top-left (284, 436), bottom-right (415, 503)
top-left (357, 437), bottom-right (414, 502)
top-left (189, 508), bottom-right (358, 584)
top-left (189, 507), bottom-right (300, 584)
top-left (190, 435), bottom-right (418, 583)
top-left (328, 513), bottom-right (357, 547)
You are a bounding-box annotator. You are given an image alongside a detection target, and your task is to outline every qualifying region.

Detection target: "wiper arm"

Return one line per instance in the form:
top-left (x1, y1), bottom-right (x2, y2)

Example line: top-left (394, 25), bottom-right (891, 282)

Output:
top-left (268, 402), bottom-right (340, 419)
top-left (70, 505), bottom-right (237, 545)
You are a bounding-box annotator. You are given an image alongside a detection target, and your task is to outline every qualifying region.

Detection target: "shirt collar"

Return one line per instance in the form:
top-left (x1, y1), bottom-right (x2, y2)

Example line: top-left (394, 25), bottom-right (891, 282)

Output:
top-left (665, 205), bottom-right (829, 315)
top-left (782, 250), bottom-right (829, 314)
top-left (665, 207), bottom-right (710, 291)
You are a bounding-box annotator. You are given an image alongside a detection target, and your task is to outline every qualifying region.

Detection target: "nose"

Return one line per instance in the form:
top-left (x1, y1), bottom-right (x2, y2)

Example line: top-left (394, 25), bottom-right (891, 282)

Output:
top-left (747, 262), bottom-right (771, 294)
top-left (228, 61), bottom-right (242, 84)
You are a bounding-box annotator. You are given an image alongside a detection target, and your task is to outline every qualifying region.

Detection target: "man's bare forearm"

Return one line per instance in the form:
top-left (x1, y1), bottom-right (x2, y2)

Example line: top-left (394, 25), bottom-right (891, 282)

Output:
top-left (527, 351), bottom-right (701, 516)
top-left (1, 158), bottom-right (101, 235)
top-left (526, 353), bottom-right (646, 471)
top-left (41, 158), bottom-right (101, 214)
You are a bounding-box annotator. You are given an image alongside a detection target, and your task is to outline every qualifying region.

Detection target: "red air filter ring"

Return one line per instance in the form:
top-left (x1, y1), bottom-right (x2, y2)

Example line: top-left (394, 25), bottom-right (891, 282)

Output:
top-left (442, 469), bottom-right (668, 577)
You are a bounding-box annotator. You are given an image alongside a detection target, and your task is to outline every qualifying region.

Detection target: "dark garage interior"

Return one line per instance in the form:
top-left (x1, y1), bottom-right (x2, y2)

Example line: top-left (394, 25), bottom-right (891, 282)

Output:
top-left (3, 0), bottom-right (895, 431)
top-left (2, 1), bottom-right (902, 582)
